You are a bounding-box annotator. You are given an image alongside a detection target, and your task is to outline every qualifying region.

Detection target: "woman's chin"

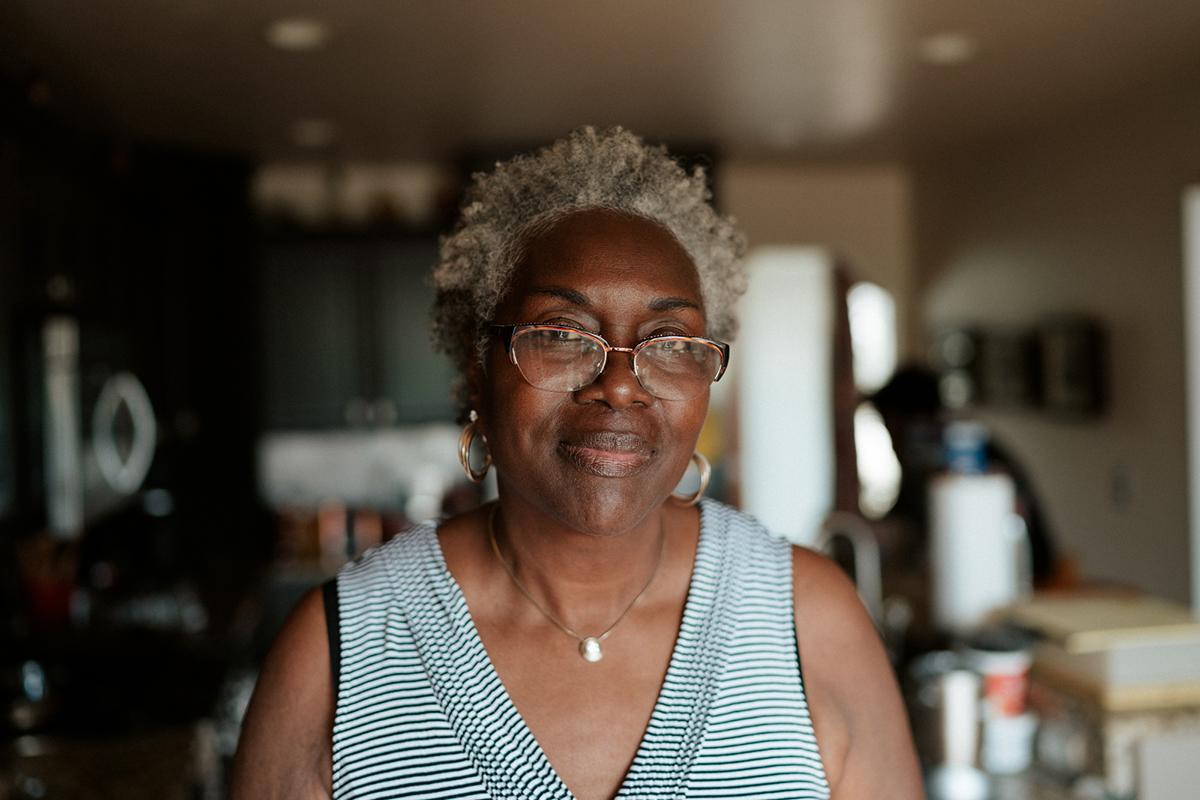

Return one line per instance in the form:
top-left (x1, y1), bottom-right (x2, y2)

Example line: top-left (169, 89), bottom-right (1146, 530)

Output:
top-left (544, 480), bottom-right (672, 538)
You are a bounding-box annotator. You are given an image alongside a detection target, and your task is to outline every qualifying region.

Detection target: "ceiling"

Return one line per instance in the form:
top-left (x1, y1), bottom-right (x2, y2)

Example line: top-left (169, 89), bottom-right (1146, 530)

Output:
top-left (3, 0), bottom-right (1200, 162)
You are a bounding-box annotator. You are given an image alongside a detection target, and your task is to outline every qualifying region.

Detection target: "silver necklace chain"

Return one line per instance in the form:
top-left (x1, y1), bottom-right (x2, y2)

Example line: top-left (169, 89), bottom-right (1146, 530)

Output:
top-left (486, 503), bottom-right (666, 662)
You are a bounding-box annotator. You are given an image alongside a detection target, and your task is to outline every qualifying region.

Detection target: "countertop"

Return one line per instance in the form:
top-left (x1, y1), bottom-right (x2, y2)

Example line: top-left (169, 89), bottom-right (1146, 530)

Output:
top-left (5, 726), bottom-right (200, 800)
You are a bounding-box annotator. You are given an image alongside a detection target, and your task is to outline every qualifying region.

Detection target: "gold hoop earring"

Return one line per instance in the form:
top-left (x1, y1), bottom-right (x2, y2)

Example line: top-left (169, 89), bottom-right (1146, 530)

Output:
top-left (458, 410), bottom-right (492, 483)
top-left (671, 451), bottom-right (711, 506)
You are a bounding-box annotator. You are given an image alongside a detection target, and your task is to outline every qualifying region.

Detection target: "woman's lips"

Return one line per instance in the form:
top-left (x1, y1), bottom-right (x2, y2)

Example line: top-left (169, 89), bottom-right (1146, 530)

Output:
top-left (559, 432), bottom-right (654, 477)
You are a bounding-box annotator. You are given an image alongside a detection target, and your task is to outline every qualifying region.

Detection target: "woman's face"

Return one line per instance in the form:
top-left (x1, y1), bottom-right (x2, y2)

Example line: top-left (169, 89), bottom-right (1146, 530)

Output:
top-left (472, 208), bottom-right (711, 536)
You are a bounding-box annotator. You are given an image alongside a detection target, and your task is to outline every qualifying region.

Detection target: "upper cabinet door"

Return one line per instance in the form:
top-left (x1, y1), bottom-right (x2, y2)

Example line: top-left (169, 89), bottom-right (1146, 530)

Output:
top-left (377, 241), bottom-right (457, 424)
top-left (261, 237), bottom-right (456, 430)
top-left (262, 242), bottom-right (362, 429)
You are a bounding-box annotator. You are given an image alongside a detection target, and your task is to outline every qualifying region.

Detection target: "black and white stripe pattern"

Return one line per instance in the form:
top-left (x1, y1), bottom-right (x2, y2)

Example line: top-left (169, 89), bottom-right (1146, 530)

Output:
top-left (332, 499), bottom-right (830, 799)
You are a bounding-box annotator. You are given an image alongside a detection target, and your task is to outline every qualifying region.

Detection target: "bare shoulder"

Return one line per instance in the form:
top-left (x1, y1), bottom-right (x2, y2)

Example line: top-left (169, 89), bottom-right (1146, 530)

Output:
top-left (790, 546), bottom-right (924, 800)
top-left (227, 585), bottom-right (335, 800)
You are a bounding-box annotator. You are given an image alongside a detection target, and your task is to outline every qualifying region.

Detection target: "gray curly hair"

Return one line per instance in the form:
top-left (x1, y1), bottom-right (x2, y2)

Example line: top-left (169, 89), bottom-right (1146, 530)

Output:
top-left (430, 126), bottom-right (747, 411)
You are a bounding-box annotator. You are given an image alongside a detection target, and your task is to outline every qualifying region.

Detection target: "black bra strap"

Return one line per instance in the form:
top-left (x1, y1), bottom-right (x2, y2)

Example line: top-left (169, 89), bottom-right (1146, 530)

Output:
top-left (322, 578), bottom-right (340, 689)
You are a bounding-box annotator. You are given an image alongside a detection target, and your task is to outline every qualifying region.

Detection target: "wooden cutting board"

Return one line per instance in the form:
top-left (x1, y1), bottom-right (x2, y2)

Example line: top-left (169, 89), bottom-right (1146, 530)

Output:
top-left (1006, 595), bottom-right (1200, 653)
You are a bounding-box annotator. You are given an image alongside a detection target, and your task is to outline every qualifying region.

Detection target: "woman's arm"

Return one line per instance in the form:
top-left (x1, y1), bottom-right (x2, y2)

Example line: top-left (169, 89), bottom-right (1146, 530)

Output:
top-left (227, 586), bottom-right (335, 800)
top-left (792, 547), bottom-right (925, 800)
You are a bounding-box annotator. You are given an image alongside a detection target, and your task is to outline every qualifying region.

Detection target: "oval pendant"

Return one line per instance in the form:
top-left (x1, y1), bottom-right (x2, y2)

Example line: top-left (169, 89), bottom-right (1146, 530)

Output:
top-left (580, 637), bottom-right (603, 662)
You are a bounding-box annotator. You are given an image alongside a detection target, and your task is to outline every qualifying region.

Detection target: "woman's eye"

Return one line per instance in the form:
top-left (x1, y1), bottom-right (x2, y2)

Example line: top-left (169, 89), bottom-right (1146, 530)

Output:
top-left (657, 321), bottom-right (696, 335)
top-left (541, 318), bottom-right (588, 332)
top-left (642, 337), bottom-right (688, 359)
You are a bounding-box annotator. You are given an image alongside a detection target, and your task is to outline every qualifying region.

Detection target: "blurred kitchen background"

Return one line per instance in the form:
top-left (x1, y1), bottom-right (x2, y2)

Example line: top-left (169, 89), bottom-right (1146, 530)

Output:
top-left (4, 1), bottom-right (1200, 798)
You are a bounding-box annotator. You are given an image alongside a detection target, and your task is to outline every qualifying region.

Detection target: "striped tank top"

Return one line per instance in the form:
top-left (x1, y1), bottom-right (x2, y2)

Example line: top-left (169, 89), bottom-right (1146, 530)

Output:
top-left (332, 499), bottom-right (831, 799)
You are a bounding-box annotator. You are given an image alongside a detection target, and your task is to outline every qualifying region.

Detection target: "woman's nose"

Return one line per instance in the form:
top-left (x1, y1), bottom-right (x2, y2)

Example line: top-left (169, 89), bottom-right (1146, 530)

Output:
top-left (575, 350), bottom-right (654, 408)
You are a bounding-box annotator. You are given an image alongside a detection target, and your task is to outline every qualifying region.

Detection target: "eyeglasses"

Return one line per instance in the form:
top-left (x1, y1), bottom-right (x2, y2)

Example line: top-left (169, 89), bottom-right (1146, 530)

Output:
top-left (490, 324), bottom-right (729, 401)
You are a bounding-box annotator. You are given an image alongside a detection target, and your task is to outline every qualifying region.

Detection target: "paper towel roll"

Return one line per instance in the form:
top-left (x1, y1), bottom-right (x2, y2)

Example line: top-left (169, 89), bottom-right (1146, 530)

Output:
top-left (930, 473), bottom-right (1020, 632)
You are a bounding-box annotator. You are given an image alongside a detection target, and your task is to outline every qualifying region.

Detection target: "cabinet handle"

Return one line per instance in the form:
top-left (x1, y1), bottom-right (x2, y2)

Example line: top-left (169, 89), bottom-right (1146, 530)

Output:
top-left (93, 372), bottom-right (157, 494)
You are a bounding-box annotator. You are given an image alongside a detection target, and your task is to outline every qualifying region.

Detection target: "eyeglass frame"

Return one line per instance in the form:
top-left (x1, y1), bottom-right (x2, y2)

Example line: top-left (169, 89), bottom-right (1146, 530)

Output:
top-left (489, 324), bottom-right (730, 397)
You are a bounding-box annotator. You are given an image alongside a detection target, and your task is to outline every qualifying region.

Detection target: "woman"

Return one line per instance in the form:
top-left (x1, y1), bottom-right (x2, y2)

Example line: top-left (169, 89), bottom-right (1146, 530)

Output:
top-left (230, 128), bottom-right (923, 800)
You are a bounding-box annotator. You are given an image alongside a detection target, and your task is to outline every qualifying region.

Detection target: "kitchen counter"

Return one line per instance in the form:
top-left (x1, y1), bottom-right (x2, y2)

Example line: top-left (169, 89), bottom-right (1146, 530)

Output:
top-left (924, 770), bottom-right (1101, 800)
top-left (5, 725), bottom-right (202, 800)
top-left (990, 773), bottom-right (1077, 800)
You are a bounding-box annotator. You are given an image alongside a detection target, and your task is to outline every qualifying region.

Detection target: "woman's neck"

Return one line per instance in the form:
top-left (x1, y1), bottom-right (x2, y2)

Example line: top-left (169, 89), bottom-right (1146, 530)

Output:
top-left (488, 496), bottom-right (677, 629)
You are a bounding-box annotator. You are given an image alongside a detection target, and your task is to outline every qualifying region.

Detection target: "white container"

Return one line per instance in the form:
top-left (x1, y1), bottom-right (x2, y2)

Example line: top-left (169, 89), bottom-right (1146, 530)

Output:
top-left (966, 643), bottom-right (1034, 718)
top-left (929, 473), bottom-right (1024, 632)
top-left (941, 670), bottom-right (983, 767)
top-left (927, 670), bottom-right (990, 800)
top-left (982, 712), bottom-right (1038, 775)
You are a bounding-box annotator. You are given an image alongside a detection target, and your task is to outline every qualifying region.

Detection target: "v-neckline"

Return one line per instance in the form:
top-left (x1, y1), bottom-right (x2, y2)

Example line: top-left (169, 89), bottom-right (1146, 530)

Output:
top-left (398, 500), bottom-right (735, 800)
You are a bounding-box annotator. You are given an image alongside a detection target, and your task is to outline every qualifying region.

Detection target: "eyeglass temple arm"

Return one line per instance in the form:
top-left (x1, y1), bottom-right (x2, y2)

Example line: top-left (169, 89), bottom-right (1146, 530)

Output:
top-left (713, 342), bottom-right (730, 381)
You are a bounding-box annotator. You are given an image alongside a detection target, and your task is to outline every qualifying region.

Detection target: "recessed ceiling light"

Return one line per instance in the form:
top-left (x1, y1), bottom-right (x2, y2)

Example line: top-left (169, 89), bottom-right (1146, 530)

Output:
top-left (291, 118), bottom-right (338, 149)
top-left (917, 32), bottom-right (977, 65)
top-left (266, 17), bottom-right (329, 52)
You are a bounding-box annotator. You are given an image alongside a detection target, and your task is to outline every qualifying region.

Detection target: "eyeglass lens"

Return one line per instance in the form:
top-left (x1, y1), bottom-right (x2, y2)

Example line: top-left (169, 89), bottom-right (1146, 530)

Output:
top-left (509, 327), bottom-right (723, 400)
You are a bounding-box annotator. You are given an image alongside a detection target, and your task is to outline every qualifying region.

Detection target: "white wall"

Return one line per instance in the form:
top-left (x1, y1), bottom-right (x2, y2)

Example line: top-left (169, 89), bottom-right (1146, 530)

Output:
top-left (718, 137), bottom-right (1197, 605)
top-left (915, 88), bottom-right (1200, 605)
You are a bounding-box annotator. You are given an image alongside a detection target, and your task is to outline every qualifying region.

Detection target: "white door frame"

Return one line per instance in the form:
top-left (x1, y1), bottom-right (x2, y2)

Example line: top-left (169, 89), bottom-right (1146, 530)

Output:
top-left (1180, 187), bottom-right (1200, 613)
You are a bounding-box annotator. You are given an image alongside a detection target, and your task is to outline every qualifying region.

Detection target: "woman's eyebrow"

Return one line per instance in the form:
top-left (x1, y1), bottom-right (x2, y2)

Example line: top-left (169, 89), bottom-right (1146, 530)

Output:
top-left (648, 297), bottom-right (701, 312)
top-left (528, 287), bottom-right (700, 314)
top-left (529, 286), bottom-right (589, 306)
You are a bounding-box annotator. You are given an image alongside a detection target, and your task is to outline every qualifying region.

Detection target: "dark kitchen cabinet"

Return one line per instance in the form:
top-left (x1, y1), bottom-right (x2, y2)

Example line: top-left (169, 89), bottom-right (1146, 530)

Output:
top-left (261, 236), bottom-right (456, 429)
top-left (378, 244), bottom-right (460, 422)
top-left (0, 78), bottom-right (265, 569)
